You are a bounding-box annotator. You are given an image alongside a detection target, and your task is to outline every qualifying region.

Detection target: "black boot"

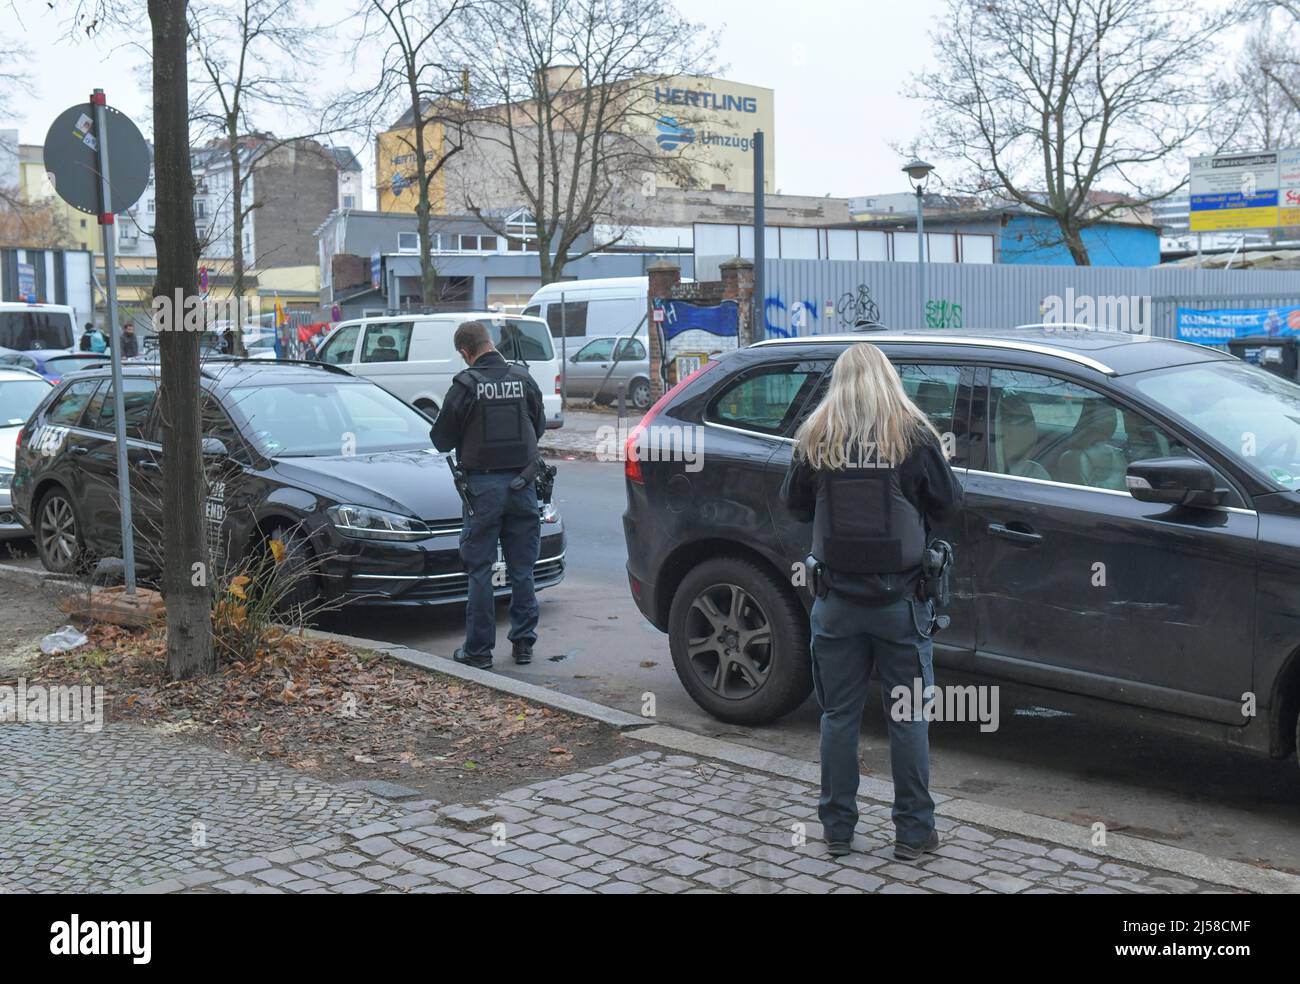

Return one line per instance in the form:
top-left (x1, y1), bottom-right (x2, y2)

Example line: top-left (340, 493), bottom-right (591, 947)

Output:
top-left (453, 647), bottom-right (492, 670)
top-left (512, 639), bottom-right (534, 665)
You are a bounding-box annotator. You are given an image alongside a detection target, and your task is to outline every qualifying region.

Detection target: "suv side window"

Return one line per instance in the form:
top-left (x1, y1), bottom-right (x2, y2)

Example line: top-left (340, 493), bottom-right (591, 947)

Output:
top-left (987, 369), bottom-right (1192, 491)
top-left (707, 362), bottom-right (825, 437)
top-left (95, 379), bottom-right (159, 440)
top-left (360, 323), bottom-right (412, 363)
top-left (46, 380), bottom-right (100, 426)
top-left (319, 324), bottom-right (360, 365)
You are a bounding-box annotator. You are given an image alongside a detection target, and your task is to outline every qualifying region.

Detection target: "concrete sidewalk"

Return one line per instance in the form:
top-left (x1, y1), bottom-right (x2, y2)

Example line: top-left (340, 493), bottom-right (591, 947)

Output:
top-left (541, 408), bottom-right (628, 461)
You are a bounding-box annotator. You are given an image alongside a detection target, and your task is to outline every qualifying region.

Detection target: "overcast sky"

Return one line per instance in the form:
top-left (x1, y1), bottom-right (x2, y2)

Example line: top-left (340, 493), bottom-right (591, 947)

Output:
top-left (3, 0), bottom-right (1220, 207)
top-left (4, 0), bottom-right (958, 205)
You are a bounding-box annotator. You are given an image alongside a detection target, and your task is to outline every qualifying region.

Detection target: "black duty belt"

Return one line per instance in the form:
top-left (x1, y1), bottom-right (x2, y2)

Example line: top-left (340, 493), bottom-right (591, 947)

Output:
top-left (465, 466), bottom-right (522, 475)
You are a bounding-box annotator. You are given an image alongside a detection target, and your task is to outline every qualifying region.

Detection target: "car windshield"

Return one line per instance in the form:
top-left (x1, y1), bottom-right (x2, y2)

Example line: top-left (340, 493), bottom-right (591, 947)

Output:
top-left (0, 379), bottom-right (51, 427)
top-left (1129, 359), bottom-right (1300, 490)
top-left (225, 379), bottom-right (432, 457)
top-left (490, 318), bottom-right (553, 362)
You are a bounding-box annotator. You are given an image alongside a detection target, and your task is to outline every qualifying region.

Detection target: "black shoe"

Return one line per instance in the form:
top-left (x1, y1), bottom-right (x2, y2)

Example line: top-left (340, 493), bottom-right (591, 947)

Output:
top-left (893, 829), bottom-right (941, 862)
top-left (826, 840), bottom-right (852, 857)
top-left (453, 647), bottom-right (492, 670)
top-left (512, 639), bottom-right (534, 665)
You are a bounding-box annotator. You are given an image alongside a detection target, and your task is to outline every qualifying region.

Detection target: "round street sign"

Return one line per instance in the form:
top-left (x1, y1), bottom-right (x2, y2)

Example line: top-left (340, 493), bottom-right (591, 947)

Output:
top-left (42, 102), bottom-right (150, 215)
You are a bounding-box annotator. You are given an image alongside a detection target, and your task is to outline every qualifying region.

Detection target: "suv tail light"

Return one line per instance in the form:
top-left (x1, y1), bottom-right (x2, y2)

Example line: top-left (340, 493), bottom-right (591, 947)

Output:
top-left (555, 374), bottom-right (561, 394)
top-left (624, 360), bottom-right (719, 484)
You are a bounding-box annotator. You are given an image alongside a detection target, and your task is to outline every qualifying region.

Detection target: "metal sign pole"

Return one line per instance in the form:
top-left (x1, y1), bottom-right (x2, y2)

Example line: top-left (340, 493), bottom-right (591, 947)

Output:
top-left (92, 88), bottom-right (136, 594)
top-left (560, 291), bottom-right (567, 410)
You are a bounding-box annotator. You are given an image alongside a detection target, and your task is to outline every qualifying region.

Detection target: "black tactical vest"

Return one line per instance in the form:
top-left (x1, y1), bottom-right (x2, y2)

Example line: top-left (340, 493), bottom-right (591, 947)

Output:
top-left (455, 361), bottom-right (538, 470)
top-left (812, 458), bottom-right (926, 576)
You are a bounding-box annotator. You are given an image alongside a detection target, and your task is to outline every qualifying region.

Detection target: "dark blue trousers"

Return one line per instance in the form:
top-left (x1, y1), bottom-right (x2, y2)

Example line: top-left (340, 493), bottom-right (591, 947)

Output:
top-left (458, 472), bottom-right (540, 659)
top-left (809, 588), bottom-right (937, 847)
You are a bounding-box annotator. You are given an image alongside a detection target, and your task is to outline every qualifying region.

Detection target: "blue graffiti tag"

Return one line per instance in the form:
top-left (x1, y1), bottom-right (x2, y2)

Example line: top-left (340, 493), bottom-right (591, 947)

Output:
top-left (764, 295), bottom-right (820, 339)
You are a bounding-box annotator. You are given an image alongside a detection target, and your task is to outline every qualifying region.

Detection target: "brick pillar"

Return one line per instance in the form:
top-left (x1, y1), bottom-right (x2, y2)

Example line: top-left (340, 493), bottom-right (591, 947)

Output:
top-left (646, 260), bottom-right (680, 402)
top-left (720, 256), bottom-right (756, 346)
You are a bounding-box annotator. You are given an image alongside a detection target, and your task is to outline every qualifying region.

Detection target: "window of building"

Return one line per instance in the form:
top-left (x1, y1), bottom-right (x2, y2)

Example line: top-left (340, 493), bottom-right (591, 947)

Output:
top-left (397, 231), bottom-right (418, 252)
top-left (342, 194), bottom-right (355, 209)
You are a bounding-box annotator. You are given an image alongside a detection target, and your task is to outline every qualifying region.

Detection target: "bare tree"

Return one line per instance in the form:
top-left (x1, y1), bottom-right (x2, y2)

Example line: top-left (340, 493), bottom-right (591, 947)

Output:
top-left (907, 0), bottom-right (1231, 264)
top-left (446, 0), bottom-right (716, 284)
top-left (354, 0), bottom-right (474, 308)
top-left (1224, 32), bottom-right (1300, 150)
top-left (188, 0), bottom-right (331, 351)
top-left (62, 0), bottom-right (213, 678)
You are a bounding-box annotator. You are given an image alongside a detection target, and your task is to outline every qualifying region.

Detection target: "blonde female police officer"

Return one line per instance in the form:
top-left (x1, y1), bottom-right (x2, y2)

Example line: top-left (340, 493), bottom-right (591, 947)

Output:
top-left (431, 321), bottom-right (546, 669)
top-left (780, 343), bottom-right (962, 861)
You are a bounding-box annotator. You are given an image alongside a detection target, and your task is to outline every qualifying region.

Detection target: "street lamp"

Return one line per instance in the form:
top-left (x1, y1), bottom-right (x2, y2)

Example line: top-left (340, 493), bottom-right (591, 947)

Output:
top-left (902, 158), bottom-right (934, 327)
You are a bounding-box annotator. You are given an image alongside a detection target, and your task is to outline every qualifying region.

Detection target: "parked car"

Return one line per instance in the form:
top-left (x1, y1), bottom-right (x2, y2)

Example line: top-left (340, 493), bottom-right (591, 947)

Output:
top-left (0, 350), bottom-right (110, 383)
top-left (623, 327), bottom-right (1300, 770)
top-left (12, 358), bottom-right (565, 606)
top-left (0, 365), bottom-right (53, 539)
top-left (316, 312), bottom-right (563, 428)
top-left (0, 302), bottom-right (78, 354)
top-left (564, 335), bottom-right (651, 409)
top-left (524, 276), bottom-right (692, 343)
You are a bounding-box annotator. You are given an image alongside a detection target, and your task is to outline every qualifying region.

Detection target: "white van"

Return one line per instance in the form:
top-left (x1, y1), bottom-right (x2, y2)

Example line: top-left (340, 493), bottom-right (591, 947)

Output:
top-left (0, 302), bottom-right (78, 354)
top-left (522, 275), bottom-right (692, 344)
top-left (316, 312), bottom-right (563, 428)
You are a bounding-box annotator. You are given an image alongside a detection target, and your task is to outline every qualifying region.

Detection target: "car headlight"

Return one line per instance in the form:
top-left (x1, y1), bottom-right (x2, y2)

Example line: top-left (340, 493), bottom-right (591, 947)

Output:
top-left (0, 470), bottom-right (12, 490)
top-left (326, 504), bottom-right (431, 541)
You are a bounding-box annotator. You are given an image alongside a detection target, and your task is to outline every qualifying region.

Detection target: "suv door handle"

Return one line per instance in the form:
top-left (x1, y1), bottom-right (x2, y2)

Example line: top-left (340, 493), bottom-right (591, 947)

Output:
top-left (69, 444), bottom-right (89, 456)
top-left (138, 459), bottom-right (161, 471)
top-left (988, 522), bottom-right (1043, 545)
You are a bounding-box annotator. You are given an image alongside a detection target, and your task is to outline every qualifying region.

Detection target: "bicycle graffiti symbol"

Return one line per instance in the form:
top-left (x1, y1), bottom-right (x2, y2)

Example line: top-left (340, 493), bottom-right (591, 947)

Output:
top-left (836, 284), bottom-right (883, 328)
top-left (925, 299), bottom-right (963, 330)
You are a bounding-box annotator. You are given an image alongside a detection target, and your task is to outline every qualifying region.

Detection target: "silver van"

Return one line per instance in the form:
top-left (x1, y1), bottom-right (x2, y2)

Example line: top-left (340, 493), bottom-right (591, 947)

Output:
top-left (316, 312), bottom-right (563, 428)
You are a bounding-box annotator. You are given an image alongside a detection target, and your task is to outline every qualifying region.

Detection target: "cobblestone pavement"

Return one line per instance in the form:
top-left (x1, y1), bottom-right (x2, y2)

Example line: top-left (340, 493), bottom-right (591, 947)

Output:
top-left (104, 751), bottom-right (1228, 895)
top-left (0, 723), bottom-right (399, 893)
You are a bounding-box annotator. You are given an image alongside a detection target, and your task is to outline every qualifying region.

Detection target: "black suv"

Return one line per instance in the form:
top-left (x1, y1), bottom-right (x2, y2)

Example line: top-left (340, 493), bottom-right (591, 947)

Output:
top-left (623, 328), bottom-right (1300, 768)
top-left (13, 358), bottom-right (564, 606)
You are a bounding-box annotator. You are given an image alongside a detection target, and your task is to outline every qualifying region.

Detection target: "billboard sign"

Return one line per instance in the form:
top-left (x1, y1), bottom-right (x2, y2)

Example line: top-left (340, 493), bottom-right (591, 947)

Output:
top-left (1176, 305), bottom-right (1300, 348)
top-left (1189, 152), bottom-right (1280, 232)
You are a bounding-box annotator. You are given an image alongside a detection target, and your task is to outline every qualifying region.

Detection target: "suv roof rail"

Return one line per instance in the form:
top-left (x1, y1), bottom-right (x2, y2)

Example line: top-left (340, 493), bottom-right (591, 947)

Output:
top-left (196, 355), bottom-right (352, 376)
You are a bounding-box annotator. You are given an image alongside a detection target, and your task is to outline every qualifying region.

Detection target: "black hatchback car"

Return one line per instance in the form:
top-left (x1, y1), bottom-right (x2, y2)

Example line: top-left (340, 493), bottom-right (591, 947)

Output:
top-left (623, 327), bottom-right (1300, 768)
top-left (12, 358), bottom-right (565, 606)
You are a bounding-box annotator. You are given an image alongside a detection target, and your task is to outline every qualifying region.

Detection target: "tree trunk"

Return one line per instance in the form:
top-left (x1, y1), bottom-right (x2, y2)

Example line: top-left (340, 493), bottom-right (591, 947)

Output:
top-left (226, 116), bottom-right (246, 355)
top-left (150, 0), bottom-right (215, 680)
top-left (1058, 218), bottom-right (1091, 266)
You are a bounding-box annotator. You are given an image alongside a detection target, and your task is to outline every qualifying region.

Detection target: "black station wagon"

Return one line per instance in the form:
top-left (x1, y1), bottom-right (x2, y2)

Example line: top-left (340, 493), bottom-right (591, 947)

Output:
top-left (623, 327), bottom-right (1300, 770)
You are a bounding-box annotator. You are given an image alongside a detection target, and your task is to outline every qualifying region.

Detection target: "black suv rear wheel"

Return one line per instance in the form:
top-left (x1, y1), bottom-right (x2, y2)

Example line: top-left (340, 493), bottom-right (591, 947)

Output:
top-left (35, 486), bottom-right (92, 575)
top-left (668, 556), bottom-right (812, 724)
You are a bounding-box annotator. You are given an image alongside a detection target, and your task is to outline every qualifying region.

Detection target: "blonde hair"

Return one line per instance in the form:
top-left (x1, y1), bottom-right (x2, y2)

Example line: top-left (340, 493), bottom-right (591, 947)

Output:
top-left (794, 343), bottom-right (940, 469)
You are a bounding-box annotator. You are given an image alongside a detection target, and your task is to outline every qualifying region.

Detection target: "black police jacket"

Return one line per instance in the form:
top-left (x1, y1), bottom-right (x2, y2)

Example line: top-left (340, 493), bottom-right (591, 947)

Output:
top-left (430, 349), bottom-right (545, 470)
top-left (780, 432), bottom-right (963, 601)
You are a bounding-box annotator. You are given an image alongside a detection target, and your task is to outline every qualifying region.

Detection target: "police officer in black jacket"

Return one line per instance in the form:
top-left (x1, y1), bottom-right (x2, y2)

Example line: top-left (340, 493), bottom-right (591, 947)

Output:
top-left (431, 321), bottom-right (546, 669)
top-left (781, 342), bottom-right (963, 862)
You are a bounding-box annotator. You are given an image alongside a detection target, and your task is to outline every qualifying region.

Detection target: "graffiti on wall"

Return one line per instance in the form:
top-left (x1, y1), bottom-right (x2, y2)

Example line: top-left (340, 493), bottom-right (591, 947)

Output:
top-left (764, 295), bottom-right (820, 338)
top-left (764, 283), bottom-right (887, 338)
top-left (836, 284), bottom-right (883, 329)
top-left (924, 299), bottom-right (963, 330)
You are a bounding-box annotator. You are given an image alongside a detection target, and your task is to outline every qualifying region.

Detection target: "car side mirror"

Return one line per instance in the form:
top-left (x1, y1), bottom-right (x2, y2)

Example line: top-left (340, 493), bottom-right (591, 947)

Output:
top-left (201, 437), bottom-right (229, 458)
top-left (1126, 457), bottom-right (1226, 508)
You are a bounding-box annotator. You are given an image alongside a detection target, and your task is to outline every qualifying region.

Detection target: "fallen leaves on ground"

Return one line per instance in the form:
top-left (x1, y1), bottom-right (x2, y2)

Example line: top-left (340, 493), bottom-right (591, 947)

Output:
top-left (20, 623), bottom-right (599, 782)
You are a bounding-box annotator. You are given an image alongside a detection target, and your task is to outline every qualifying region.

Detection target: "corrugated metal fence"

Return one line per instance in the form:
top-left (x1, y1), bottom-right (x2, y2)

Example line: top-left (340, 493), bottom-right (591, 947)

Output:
top-left (695, 256), bottom-right (1300, 341)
